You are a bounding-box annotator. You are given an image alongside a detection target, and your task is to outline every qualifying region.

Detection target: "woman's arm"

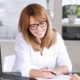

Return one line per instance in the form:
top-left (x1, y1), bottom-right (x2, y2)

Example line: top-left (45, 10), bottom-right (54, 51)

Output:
top-left (56, 32), bottom-right (72, 74)
top-left (53, 65), bottom-right (69, 75)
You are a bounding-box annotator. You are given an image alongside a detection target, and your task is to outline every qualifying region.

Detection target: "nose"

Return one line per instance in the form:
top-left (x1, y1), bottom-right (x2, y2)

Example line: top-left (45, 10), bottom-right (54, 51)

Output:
top-left (37, 26), bottom-right (42, 31)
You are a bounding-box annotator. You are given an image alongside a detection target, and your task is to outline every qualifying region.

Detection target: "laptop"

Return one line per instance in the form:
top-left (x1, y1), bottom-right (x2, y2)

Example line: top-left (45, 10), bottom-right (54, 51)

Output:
top-left (0, 47), bottom-right (36, 80)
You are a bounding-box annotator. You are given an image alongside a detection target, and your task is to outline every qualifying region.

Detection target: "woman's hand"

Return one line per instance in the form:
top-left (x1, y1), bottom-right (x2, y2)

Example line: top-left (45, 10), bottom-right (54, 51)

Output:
top-left (70, 74), bottom-right (80, 80)
top-left (39, 67), bottom-right (56, 79)
top-left (29, 67), bottom-right (56, 79)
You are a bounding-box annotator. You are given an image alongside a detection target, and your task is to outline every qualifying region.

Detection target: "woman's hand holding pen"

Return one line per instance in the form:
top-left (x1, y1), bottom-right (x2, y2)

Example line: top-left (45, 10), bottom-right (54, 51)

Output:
top-left (39, 67), bottom-right (56, 79)
top-left (29, 67), bottom-right (56, 79)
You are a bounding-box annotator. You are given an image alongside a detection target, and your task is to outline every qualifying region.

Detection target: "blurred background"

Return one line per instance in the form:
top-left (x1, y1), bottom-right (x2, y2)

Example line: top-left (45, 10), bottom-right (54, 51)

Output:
top-left (0, 0), bottom-right (80, 73)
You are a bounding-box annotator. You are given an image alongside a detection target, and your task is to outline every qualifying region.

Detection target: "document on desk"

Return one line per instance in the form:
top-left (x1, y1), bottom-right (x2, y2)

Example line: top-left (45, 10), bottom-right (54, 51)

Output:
top-left (36, 75), bottom-right (71, 80)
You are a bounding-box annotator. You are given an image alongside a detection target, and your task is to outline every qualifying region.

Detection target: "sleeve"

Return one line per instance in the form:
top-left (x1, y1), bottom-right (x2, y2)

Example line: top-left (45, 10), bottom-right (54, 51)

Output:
top-left (56, 32), bottom-right (72, 72)
top-left (14, 33), bottom-right (38, 77)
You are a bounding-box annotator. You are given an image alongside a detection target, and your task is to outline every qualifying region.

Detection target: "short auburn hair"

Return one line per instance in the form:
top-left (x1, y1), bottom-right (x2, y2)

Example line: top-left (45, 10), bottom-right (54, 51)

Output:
top-left (18, 4), bottom-right (56, 51)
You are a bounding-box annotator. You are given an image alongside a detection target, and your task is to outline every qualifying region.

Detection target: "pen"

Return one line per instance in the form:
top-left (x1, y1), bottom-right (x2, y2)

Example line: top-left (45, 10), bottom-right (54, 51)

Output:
top-left (47, 71), bottom-right (56, 75)
top-left (51, 72), bottom-right (56, 75)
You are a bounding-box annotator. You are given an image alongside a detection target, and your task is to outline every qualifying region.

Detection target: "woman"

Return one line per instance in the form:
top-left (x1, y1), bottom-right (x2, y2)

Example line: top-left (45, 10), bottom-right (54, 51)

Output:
top-left (13, 4), bottom-right (72, 79)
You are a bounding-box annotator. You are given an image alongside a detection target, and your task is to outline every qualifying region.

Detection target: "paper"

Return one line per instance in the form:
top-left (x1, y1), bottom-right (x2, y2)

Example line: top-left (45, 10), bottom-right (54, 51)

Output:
top-left (54, 75), bottom-right (71, 80)
top-left (36, 75), bottom-right (71, 80)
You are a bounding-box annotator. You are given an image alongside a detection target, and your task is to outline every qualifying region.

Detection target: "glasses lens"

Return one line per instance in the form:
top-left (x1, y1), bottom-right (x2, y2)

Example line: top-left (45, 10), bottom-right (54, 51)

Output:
top-left (39, 21), bottom-right (46, 27)
top-left (29, 24), bottom-right (37, 30)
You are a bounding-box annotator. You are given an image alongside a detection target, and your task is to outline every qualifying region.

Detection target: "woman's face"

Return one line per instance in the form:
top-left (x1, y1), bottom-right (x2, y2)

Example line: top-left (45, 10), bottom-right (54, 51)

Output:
top-left (29, 16), bottom-right (47, 39)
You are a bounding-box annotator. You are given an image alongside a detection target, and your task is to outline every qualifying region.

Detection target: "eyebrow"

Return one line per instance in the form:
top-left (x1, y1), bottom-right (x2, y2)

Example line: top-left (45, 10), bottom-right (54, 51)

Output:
top-left (30, 21), bottom-right (46, 25)
top-left (29, 24), bottom-right (38, 26)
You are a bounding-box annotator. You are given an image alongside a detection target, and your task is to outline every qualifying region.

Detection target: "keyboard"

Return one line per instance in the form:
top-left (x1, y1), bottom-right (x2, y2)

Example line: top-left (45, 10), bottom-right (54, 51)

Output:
top-left (1, 73), bottom-right (36, 80)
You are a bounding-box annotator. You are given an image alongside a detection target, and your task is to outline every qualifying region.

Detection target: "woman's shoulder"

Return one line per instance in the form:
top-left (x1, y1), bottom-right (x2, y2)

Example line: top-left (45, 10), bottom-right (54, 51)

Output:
top-left (15, 32), bottom-right (28, 45)
top-left (52, 28), bottom-right (60, 36)
top-left (16, 32), bottom-right (24, 41)
top-left (55, 32), bottom-right (65, 47)
top-left (56, 32), bottom-right (62, 38)
top-left (15, 32), bottom-right (31, 54)
top-left (52, 28), bottom-right (63, 43)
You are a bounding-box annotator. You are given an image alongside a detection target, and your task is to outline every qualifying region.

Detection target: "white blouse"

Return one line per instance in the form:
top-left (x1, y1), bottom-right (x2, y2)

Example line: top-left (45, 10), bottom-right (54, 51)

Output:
top-left (12, 32), bottom-right (72, 77)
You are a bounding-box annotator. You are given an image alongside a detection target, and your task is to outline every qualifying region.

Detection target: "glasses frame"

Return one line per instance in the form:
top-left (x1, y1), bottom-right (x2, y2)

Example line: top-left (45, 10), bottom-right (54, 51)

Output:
top-left (29, 21), bottom-right (47, 30)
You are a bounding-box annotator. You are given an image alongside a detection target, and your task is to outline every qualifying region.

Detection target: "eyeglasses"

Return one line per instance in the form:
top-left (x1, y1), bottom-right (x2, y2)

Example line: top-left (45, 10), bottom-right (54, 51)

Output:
top-left (29, 21), bottom-right (47, 30)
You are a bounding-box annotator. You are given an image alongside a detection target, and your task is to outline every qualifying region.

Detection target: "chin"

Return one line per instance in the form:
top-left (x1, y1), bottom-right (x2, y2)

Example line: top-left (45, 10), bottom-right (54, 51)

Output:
top-left (34, 33), bottom-right (45, 39)
top-left (37, 35), bottom-right (45, 39)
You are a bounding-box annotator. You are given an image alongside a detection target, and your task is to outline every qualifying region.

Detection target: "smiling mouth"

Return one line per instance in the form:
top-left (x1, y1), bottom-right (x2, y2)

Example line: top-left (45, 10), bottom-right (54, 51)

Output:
top-left (36, 31), bottom-right (43, 34)
top-left (37, 32), bottom-right (43, 35)
top-left (37, 33), bottom-right (42, 35)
